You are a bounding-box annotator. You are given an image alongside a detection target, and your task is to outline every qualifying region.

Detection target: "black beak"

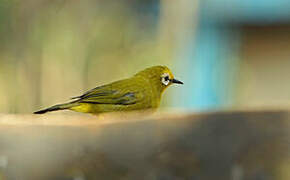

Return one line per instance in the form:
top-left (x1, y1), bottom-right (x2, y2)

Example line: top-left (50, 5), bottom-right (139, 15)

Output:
top-left (171, 78), bottom-right (184, 85)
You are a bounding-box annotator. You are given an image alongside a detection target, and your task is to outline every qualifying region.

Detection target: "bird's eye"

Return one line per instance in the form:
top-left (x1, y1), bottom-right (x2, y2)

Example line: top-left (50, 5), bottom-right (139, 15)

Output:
top-left (161, 74), bottom-right (170, 86)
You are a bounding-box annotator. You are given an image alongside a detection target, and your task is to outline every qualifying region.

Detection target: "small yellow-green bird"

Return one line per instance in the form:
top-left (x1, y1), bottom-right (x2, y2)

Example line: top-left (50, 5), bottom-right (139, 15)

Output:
top-left (34, 66), bottom-right (183, 114)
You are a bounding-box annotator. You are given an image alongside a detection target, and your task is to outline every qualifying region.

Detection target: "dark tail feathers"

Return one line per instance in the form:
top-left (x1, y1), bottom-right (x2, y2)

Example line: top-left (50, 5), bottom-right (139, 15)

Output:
top-left (34, 103), bottom-right (76, 114)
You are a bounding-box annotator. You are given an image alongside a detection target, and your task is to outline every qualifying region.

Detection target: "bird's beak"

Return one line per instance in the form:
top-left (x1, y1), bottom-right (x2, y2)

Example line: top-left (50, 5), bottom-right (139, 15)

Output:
top-left (171, 78), bottom-right (184, 85)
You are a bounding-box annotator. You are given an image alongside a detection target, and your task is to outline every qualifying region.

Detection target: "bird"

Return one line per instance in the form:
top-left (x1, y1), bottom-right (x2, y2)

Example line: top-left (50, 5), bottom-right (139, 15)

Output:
top-left (34, 65), bottom-right (183, 114)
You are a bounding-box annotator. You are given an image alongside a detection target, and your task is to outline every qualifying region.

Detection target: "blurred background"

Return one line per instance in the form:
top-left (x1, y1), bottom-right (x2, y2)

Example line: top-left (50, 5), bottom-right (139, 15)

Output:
top-left (1, 0), bottom-right (290, 113)
top-left (0, 2), bottom-right (290, 179)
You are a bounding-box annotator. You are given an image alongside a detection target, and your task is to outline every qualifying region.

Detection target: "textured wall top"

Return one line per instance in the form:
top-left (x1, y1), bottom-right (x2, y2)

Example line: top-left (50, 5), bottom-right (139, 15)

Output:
top-left (0, 110), bottom-right (289, 180)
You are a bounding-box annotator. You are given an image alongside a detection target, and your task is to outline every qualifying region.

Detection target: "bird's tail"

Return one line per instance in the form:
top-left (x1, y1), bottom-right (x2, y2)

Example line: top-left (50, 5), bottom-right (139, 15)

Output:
top-left (34, 102), bottom-right (78, 114)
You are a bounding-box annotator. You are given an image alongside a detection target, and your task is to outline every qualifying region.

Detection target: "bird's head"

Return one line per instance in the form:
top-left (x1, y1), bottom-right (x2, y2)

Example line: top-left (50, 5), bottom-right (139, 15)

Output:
top-left (135, 66), bottom-right (183, 93)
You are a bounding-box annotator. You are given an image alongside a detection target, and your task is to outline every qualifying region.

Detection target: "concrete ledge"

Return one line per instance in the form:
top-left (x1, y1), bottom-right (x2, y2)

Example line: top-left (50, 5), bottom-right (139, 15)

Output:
top-left (0, 110), bottom-right (289, 180)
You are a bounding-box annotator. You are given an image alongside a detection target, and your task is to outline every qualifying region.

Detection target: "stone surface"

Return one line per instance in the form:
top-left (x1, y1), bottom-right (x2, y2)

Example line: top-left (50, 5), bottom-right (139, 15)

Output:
top-left (0, 110), bottom-right (289, 180)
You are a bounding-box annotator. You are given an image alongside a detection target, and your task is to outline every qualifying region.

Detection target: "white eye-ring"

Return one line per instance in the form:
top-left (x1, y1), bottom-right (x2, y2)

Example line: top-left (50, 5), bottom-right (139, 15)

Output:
top-left (161, 73), bottom-right (170, 86)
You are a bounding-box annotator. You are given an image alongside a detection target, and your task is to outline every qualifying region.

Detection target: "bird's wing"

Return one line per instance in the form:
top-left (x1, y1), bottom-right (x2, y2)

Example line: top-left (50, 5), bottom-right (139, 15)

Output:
top-left (72, 80), bottom-right (143, 105)
top-left (71, 84), bottom-right (114, 100)
top-left (78, 91), bottom-right (139, 105)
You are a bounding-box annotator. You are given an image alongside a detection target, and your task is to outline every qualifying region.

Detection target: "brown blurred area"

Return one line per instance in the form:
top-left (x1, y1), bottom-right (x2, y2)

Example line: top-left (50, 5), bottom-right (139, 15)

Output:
top-left (0, 111), bottom-right (289, 180)
top-left (237, 25), bottom-right (290, 108)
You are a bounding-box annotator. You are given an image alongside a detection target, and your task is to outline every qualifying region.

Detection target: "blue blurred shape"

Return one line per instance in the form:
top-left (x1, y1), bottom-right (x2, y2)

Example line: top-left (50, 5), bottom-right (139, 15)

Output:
top-left (172, 0), bottom-right (290, 111)
top-left (202, 0), bottom-right (290, 23)
top-left (173, 22), bottom-right (240, 111)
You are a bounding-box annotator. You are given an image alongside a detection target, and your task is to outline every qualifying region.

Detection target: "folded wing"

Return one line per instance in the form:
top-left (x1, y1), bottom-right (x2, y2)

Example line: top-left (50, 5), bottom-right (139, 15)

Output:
top-left (71, 82), bottom-right (142, 105)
